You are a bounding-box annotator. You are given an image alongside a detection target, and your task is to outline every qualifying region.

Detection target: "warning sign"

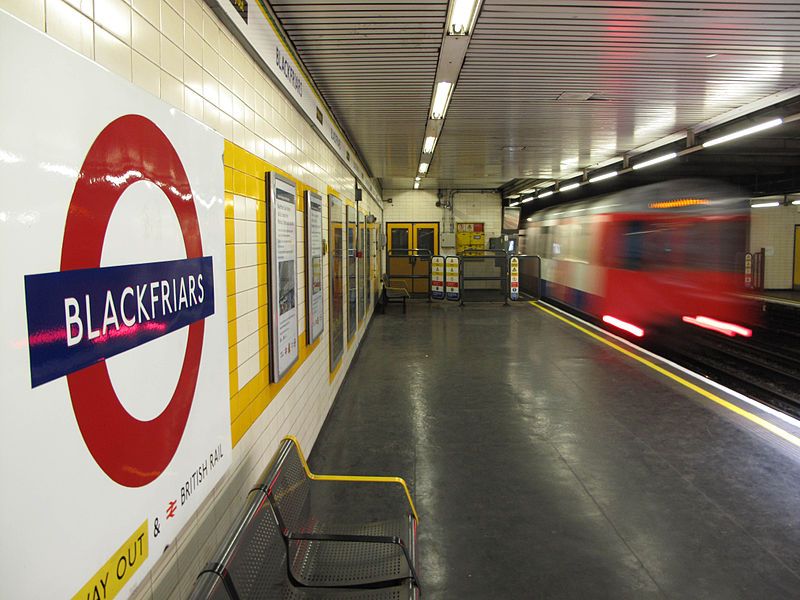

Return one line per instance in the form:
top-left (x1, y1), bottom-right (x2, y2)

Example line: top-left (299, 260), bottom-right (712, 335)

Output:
top-left (431, 256), bottom-right (445, 300)
top-left (509, 256), bottom-right (520, 300)
top-left (445, 256), bottom-right (460, 301)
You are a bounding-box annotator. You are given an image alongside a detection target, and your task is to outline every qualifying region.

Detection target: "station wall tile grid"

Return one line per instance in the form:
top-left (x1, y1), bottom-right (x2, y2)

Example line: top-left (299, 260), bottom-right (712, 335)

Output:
top-left (0, 1), bottom-right (383, 598)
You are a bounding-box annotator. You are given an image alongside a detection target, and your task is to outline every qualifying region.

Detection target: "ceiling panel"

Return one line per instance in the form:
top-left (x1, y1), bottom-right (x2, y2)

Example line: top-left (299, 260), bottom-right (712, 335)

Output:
top-left (269, 0), bottom-right (448, 180)
top-left (269, 0), bottom-right (800, 190)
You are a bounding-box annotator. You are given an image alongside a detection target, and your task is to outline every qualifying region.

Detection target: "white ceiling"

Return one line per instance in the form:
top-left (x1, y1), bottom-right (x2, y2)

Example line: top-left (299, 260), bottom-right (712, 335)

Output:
top-left (269, 0), bottom-right (800, 191)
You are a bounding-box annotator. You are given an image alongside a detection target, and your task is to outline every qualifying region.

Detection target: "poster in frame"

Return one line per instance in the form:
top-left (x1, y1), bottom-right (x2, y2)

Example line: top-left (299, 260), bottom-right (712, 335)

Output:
top-left (267, 172), bottom-right (299, 382)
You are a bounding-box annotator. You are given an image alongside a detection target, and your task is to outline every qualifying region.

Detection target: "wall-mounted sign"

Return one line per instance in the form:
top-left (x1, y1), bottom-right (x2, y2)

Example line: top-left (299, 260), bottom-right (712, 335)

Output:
top-left (445, 256), bottom-right (461, 301)
top-left (329, 195), bottom-right (344, 371)
top-left (228, 0), bottom-right (248, 22)
top-left (431, 256), bottom-right (445, 300)
top-left (509, 256), bottom-right (520, 300)
top-left (305, 190), bottom-right (324, 344)
top-left (358, 215), bottom-right (366, 322)
top-left (268, 173), bottom-right (299, 382)
top-left (744, 252), bottom-right (753, 289)
top-left (207, 0), bottom-right (378, 200)
top-left (1, 14), bottom-right (230, 598)
top-left (346, 205), bottom-right (357, 340)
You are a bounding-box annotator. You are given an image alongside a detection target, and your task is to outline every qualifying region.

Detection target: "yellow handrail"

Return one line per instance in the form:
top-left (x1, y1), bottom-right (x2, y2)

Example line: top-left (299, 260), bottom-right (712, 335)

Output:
top-left (282, 435), bottom-right (419, 523)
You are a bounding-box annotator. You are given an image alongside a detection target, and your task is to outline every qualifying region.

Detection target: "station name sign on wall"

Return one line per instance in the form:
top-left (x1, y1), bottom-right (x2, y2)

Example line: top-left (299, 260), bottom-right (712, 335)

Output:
top-left (206, 0), bottom-right (379, 201)
top-left (0, 13), bottom-right (230, 598)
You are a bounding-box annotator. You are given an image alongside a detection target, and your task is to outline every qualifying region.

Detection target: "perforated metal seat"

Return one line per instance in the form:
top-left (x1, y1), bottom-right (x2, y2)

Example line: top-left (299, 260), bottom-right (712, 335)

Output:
top-left (288, 517), bottom-right (414, 587)
top-left (188, 437), bottom-right (419, 600)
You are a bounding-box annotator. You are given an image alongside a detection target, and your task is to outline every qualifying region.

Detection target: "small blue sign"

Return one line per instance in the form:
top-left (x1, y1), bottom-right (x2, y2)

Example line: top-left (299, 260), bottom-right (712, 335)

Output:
top-left (25, 257), bottom-right (214, 387)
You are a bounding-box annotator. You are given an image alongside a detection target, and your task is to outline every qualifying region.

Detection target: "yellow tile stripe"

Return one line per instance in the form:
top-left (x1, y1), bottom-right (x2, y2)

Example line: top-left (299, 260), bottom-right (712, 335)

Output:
top-left (225, 140), bottom-right (324, 447)
top-left (529, 301), bottom-right (800, 449)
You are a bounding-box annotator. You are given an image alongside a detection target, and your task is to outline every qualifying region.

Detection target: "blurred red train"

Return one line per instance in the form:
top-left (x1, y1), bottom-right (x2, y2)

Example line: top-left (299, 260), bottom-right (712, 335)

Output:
top-left (521, 178), bottom-right (758, 338)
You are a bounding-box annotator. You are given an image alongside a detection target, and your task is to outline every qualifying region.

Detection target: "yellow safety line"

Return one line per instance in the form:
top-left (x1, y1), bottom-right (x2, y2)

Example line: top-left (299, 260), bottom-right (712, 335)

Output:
top-left (528, 301), bottom-right (800, 450)
top-left (282, 435), bottom-right (419, 522)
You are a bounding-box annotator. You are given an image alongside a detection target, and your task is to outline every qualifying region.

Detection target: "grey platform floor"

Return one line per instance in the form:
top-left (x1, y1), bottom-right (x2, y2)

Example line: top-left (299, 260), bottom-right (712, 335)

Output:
top-left (308, 301), bottom-right (800, 599)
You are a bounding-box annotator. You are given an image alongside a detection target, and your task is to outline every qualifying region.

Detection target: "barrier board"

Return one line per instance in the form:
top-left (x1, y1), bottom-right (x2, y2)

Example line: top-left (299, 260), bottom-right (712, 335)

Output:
top-left (431, 256), bottom-right (445, 299)
top-left (510, 256), bottom-right (520, 300)
top-left (0, 12), bottom-right (230, 598)
top-left (445, 256), bottom-right (461, 301)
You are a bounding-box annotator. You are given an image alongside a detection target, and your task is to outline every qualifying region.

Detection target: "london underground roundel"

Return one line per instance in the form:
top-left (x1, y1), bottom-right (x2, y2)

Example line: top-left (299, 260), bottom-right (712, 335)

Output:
top-left (24, 115), bottom-right (216, 487)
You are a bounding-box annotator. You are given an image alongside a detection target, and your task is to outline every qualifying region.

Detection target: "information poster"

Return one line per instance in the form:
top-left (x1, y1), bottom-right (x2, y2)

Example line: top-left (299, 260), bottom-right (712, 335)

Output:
top-left (347, 205), bottom-right (357, 341)
top-left (431, 256), bottom-right (445, 299)
top-left (358, 216), bottom-right (366, 321)
top-left (510, 256), bottom-right (520, 300)
top-left (446, 256), bottom-right (461, 301)
top-left (0, 14), bottom-right (230, 599)
top-left (366, 224), bottom-right (373, 308)
top-left (305, 191), bottom-right (324, 344)
top-left (268, 173), bottom-right (299, 381)
top-left (329, 195), bottom-right (344, 370)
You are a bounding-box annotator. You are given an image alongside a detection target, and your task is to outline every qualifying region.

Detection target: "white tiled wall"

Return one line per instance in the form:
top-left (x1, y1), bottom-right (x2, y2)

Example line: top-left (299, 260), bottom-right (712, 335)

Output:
top-left (750, 204), bottom-right (800, 289)
top-left (384, 189), bottom-right (502, 253)
top-left (0, 1), bottom-right (382, 598)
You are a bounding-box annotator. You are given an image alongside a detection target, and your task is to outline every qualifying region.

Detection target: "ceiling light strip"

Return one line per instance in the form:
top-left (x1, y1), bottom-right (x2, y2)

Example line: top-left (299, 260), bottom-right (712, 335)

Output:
top-left (447, 0), bottom-right (482, 36)
top-left (431, 82), bottom-right (454, 120)
top-left (588, 171), bottom-right (617, 183)
top-left (702, 118), bottom-right (783, 148)
top-left (632, 152), bottom-right (677, 170)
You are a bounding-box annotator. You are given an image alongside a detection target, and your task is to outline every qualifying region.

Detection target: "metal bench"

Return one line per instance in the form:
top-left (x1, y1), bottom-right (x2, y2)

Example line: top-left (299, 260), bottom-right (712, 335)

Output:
top-left (380, 273), bottom-right (409, 313)
top-left (188, 436), bottom-right (420, 599)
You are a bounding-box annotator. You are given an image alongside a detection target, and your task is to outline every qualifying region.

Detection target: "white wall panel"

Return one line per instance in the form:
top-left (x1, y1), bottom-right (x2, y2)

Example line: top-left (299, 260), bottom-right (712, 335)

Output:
top-left (0, 3), bottom-right (384, 599)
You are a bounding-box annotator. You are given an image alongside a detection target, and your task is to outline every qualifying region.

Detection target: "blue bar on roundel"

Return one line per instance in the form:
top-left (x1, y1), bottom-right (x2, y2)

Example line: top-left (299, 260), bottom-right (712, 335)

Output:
top-left (24, 257), bottom-right (215, 388)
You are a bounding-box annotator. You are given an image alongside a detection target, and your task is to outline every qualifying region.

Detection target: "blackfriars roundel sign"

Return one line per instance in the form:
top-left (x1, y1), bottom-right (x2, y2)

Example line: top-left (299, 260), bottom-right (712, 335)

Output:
top-left (60, 115), bottom-right (205, 488)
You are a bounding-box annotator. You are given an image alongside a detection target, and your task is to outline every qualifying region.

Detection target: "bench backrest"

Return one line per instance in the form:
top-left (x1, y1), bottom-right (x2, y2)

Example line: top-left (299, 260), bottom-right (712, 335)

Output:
top-left (189, 489), bottom-right (288, 599)
top-left (189, 439), bottom-right (308, 599)
top-left (264, 440), bottom-right (312, 534)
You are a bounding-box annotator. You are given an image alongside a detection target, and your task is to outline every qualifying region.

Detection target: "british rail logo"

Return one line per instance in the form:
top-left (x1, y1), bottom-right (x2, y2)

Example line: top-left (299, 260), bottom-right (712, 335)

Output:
top-left (23, 114), bottom-right (215, 487)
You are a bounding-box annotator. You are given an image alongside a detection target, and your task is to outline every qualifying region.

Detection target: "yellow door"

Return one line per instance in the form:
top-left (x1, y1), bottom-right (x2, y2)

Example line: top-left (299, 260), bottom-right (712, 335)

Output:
top-left (412, 223), bottom-right (439, 294)
top-left (794, 225), bottom-right (800, 290)
top-left (412, 222), bottom-right (439, 255)
top-left (387, 223), bottom-right (413, 292)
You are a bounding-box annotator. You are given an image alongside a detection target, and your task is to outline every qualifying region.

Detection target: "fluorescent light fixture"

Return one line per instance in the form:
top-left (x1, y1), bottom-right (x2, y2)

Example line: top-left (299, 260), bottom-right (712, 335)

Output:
top-left (419, 162), bottom-right (429, 174)
top-left (509, 201), bottom-right (520, 207)
top-left (423, 136), bottom-right (436, 153)
top-left (431, 82), bottom-right (454, 119)
top-left (632, 152), bottom-right (677, 170)
top-left (415, 176), bottom-right (421, 181)
top-left (413, 181), bottom-right (420, 189)
top-left (521, 196), bottom-right (534, 204)
top-left (506, 194), bottom-right (520, 199)
top-left (447, 0), bottom-right (480, 35)
top-left (520, 188), bottom-right (536, 194)
top-left (559, 182), bottom-right (581, 192)
top-left (703, 118), bottom-right (783, 148)
top-left (792, 199), bottom-right (800, 205)
top-left (588, 171), bottom-right (617, 183)
top-left (751, 201), bottom-right (779, 208)
top-left (538, 190), bottom-right (554, 198)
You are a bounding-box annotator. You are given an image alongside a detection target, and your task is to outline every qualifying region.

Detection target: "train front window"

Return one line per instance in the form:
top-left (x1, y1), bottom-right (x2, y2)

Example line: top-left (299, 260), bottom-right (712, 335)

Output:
top-left (684, 220), bottom-right (747, 272)
top-left (621, 221), bottom-right (645, 270)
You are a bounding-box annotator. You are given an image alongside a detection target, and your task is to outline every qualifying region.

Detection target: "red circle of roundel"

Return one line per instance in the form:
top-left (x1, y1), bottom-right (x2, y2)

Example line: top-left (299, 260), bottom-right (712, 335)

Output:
top-left (61, 114), bottom-right (205, 488)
